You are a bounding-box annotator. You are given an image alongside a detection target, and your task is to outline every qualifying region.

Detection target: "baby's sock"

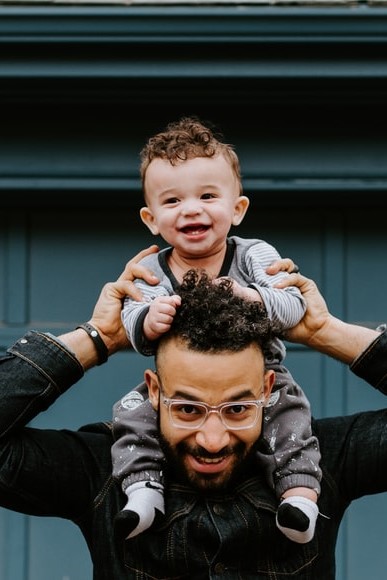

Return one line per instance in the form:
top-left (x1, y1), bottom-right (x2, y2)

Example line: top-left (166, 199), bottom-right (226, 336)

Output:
top-left (276, 496), bottom-right (319, 544)
top-left (114, 481), bottom-right (165, 541)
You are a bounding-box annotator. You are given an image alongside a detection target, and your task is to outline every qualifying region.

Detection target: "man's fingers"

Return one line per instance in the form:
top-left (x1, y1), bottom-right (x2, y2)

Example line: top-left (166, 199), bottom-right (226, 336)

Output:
top-left (117, 245), bottom-right (159, 284)
top-left (129, 244), bottom-right (159, 264)
top-left (266, 258), bottom-right (297, 275)
top-left (275, 272), bottom-right (309, 290)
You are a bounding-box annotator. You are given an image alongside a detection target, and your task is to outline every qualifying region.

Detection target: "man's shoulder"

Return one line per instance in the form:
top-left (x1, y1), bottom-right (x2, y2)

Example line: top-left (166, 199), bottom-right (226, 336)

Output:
top-left (78, 421), bottom-right (114, 439)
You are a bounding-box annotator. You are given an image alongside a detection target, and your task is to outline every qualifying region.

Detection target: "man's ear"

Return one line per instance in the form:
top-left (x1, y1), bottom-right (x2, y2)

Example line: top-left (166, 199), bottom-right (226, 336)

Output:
top-left (232, 195), bottom-right (250, 226)
top-left (144, 369), bottom-right (160, 411)
top-left (263, 369), bottom-right (276, 400)
top-left (140, 207), bottom-right (159, 235)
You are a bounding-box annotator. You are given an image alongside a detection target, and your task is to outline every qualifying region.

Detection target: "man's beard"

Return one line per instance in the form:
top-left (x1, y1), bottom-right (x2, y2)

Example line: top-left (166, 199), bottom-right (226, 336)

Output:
top-left (159, 433), bottom-right (258, 492)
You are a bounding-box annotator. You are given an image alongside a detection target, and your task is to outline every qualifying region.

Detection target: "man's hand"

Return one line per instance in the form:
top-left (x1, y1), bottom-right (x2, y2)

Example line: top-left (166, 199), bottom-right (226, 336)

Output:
top-left (266, 258), bottom-right (330, 346)
top-left (270, 263), bottom-right (379, 362)
top-left (90, 245), bottom-right (159, 354)
top-left (273, 272), bottom-right (331, 346)
top-left (266, 258), bottom-right (299, 276)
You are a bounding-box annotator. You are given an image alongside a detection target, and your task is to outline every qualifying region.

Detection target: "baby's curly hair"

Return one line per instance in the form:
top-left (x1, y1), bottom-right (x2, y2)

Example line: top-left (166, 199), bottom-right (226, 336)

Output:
top-left (160, 269), bottom-right (274, 355)
top-left (140, 116), bottom-right (242, 195)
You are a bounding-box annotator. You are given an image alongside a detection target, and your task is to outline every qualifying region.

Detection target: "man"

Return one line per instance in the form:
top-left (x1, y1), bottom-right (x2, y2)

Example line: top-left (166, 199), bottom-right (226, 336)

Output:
top-left (0, 246), bottom-right (386, 579)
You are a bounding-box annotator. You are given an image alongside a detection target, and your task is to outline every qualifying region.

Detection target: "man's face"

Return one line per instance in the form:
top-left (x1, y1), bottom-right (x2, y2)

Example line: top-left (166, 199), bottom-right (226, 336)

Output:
top-left (146, 338), bottom-right (274, 491)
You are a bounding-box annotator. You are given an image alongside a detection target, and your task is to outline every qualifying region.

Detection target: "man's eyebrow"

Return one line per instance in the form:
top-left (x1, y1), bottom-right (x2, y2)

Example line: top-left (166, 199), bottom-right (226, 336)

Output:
top-left (168, 390), bottom-right (201, 401)
top-left (227, 389), bottom-right (258, 401)
top-left (168, 389), bottom-right (258, 401)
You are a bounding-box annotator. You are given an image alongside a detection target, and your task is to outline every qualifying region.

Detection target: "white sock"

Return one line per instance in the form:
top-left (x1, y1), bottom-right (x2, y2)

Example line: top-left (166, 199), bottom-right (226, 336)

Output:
top-left (276, 496), bottom-right (319, 544)
top-left (123, 481), bottom-right (165, 539)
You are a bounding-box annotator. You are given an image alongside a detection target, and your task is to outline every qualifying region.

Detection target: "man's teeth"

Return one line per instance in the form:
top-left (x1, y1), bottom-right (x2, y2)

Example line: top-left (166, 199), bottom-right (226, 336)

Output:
top-left (198, 456), bottom-right (223, 464)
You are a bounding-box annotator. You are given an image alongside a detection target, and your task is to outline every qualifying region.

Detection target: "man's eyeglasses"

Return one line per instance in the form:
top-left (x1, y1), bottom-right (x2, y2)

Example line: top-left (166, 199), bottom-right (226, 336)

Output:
top-left (161, 397), bottom-right (266, 431)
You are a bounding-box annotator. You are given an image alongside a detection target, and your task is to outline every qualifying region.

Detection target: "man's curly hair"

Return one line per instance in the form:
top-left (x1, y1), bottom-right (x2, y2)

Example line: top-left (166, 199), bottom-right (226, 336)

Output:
top-left (140, 116), bottom-right (242, 196)
top-left (160, 269), bottom-right (275, 355)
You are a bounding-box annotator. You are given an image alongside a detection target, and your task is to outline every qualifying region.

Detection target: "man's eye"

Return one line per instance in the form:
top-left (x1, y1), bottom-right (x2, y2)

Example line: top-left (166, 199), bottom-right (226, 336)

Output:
top-left (226, 404), bottom-right (247, 415)
top-left (177, 404), bottom-right (202, 416)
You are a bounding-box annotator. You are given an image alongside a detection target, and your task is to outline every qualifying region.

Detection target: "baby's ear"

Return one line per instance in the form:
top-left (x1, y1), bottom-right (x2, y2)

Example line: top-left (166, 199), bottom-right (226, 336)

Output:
top-left (140, 207), bottom-right (159, 235)
top-left (232, 195), bottom-right (250, 226)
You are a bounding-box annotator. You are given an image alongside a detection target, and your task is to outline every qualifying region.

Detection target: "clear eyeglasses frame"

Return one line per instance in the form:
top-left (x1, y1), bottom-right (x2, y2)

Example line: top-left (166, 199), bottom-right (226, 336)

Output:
top-left (161, 396), bottom-right (266, 431)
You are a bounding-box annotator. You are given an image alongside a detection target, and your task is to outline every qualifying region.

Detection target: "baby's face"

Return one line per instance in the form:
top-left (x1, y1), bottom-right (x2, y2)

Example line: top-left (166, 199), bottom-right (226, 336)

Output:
top-left (140, 155), bottom-right (249, 260)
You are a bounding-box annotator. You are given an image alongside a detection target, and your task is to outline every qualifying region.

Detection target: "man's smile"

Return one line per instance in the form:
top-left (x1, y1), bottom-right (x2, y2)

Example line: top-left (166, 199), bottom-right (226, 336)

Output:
top-left (187, 452), bottom-right (232, 473)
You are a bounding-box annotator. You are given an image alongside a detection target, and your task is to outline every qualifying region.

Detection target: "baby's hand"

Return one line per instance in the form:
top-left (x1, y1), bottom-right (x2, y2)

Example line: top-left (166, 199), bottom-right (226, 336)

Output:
top-left (143, 295), bottom-right (182, 341)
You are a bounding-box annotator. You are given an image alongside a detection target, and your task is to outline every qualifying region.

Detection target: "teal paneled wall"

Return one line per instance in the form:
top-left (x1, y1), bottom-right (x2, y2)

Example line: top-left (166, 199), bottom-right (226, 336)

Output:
top-left (1, 205), bottom-right (387, 579)
top-left (1, 5), bottom-right (387, 579)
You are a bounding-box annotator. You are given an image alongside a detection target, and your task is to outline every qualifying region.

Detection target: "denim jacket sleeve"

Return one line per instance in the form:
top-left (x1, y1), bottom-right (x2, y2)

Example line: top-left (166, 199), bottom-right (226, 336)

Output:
top-left (0, 330), bottom-right (84, 439)
top-left (0, 331), bottom-right (95, 517)
top-left (350, 327), bottom-right (387, 395)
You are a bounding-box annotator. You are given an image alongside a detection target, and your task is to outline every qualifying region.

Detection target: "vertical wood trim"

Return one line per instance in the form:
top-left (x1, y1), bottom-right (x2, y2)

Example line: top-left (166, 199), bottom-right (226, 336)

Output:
top-left (0, 511), bottom-right (27, 580)
top-left (321, 211), bottom-right (348, 579)
top-left (4, 212), bottom-right (29, 325)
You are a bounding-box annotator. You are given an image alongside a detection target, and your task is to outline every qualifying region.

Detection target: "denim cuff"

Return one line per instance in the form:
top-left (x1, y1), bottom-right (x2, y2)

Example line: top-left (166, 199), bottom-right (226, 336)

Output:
top-left (8, 330), bottom-right (84, 394)
top-left (350, 327), bottom-right (387, 395)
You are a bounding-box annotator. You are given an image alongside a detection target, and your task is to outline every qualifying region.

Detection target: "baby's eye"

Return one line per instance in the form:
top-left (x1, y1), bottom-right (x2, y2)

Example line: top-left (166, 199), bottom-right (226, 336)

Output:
top-left (201, 193), bottom-right (216, 200)
top-left (163, 197), bottom-right (180, 205)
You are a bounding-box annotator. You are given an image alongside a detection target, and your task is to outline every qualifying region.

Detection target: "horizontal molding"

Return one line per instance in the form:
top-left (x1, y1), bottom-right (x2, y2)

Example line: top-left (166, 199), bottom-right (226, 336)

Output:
top-left (1, 6), bottom-right (387, 43)
top-left (1, 177), bottom-right (387, 208)
top-left (1, 5), bottom-right (387, 104)
top-left (0, 5), bottom-right (386, 193)
top-left (3, 59), bottom-right (387, 79)
top-left (2, 176), bottom-right (387, 191)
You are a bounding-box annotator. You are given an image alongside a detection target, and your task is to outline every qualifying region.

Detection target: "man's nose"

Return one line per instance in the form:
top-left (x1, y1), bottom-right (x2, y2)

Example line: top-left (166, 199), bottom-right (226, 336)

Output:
top-left (194, 413), bottom-right (231, 452)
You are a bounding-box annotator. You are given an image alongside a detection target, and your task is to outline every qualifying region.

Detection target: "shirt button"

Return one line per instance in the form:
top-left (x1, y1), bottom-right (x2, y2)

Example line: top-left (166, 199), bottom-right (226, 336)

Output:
top-left (212, 504), bottom-right (224, 516)
top-left (20, 339), bottom-right (28, 344)
top-left (214, 562), bottom-right (225, 574)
